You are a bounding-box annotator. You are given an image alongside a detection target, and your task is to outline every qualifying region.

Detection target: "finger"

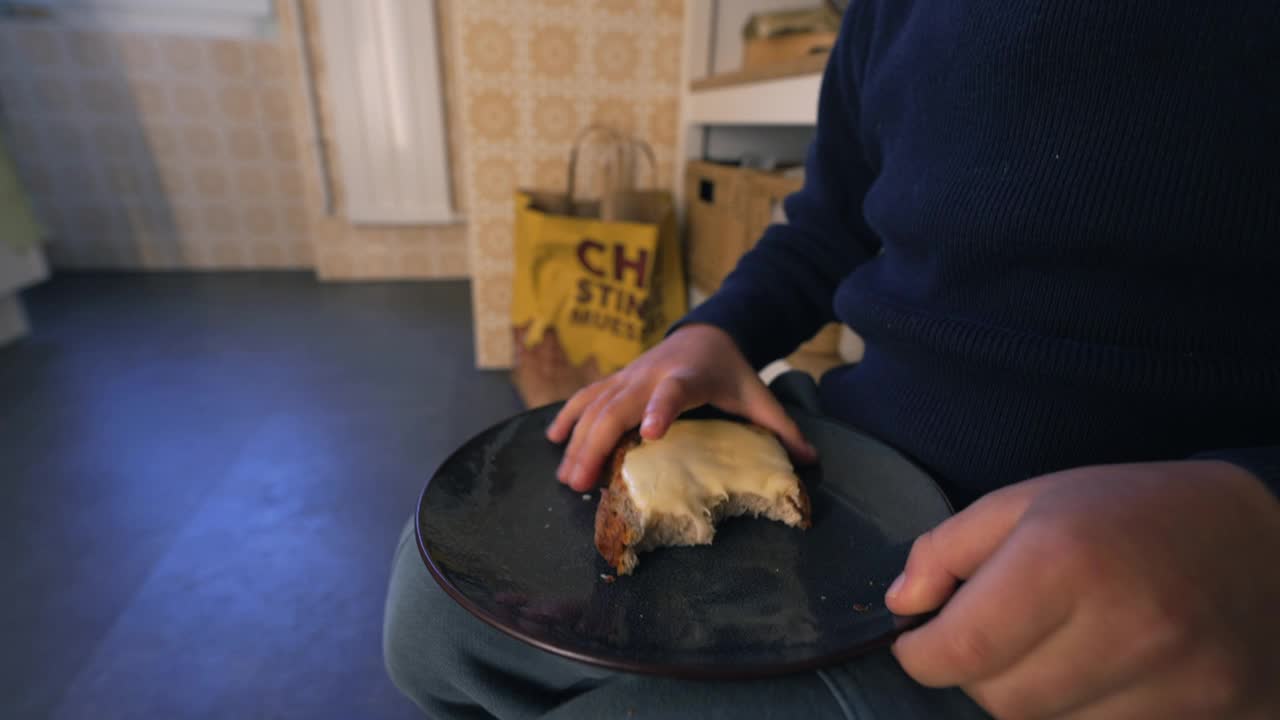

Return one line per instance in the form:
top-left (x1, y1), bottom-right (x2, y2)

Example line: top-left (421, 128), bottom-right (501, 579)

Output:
top-left (892, 522), bottom-right (1074, 688)
top-left (885, 480), bottom-right (1045, 616)
top-left (736, 380), bottom-right (817, 463)
top-left (641, 374), bottom-right (701, 440)
top-left (547, 381), bottom-right (608, 444)
top-left (567, 388), bottom-right (647, 492)
top-left (558, 385), bottom-right (620, 483)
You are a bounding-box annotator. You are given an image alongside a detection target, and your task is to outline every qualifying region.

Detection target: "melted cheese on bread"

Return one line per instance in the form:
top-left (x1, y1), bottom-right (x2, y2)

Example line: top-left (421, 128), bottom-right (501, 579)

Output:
top-left (620, 419), bottom-right (799, 520)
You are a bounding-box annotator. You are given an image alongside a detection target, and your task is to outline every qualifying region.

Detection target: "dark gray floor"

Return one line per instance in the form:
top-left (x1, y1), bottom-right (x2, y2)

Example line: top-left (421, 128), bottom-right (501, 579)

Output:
top-left (1, 273), bottom-right (523, 720)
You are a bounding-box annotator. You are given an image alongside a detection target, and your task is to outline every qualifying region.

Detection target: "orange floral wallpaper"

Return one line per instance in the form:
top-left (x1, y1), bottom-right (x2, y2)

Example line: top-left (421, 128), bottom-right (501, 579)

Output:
top-left (450, 0), bottom-right (685, 367)
top-left (0, 0), bottom-right (686, 367)
top-left (0, 21), bottom-right (312, 269)
top-left (0, 0), bottom-right (471, 278)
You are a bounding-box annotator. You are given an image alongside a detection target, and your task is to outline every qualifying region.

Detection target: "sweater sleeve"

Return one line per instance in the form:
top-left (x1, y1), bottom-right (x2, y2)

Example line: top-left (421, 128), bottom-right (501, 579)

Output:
top-left (674, 7), bottom-right (882, 369)
top-left (1193, 447), bottom-right (1280, 499)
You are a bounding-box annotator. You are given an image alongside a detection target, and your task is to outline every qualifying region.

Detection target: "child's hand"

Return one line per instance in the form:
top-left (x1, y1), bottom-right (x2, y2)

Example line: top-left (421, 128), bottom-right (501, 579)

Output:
top-left (546, 324), bottom-right (817, 492)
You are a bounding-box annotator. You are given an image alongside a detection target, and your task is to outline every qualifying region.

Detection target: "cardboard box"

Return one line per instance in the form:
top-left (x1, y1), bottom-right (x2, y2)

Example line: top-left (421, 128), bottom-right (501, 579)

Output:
top-left (742, 31), bottom-right (836, 71)
top-left (684, 160), bottom-right (844, 358)
top-left (685, 161), bottom-right (752, 294)
top-left (684, 161), bottom-right (807, 293)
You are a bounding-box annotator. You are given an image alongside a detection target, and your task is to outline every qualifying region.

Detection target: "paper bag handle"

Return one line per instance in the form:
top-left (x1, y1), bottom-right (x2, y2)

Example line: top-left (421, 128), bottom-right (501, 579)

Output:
top-left (621, 139), bottom-right (657, 190)
top-left (566, 125), bottom-right (623, 209)
top-left (566, 126), bottom-right (659, 213)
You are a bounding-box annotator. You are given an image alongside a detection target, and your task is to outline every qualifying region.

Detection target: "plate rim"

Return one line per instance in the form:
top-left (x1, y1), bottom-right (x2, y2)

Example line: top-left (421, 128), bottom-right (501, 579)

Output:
top-left (415, 402), bottom-right (953, 680)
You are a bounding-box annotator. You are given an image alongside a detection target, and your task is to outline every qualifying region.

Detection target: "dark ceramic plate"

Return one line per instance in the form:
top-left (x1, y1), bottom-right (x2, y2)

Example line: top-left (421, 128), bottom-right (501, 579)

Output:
top-left (417, 404), bottom-right (952, 680)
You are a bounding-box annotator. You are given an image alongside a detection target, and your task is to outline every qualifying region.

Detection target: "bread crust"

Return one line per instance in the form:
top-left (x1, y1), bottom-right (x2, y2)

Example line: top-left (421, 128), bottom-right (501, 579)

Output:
top-left (792, 471), bottom-right (814, 530)
top-left (593, 431), bottom-right (643, 574)
top-left (592, 424), bottom-right (812, 574)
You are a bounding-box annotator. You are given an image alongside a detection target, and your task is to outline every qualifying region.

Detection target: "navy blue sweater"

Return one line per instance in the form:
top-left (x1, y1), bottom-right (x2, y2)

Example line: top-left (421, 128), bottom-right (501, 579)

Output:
top-left (682, 1), bottom-right (1280, 506)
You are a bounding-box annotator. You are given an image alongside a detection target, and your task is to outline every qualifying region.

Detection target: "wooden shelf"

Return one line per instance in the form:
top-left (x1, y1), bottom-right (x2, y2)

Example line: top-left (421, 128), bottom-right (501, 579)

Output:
top-left (685, 53), bottom-right (825, 127)
top-left (690, 53), bottom-right (828, 91)
top-left (674, 2), bottom-right (827, 197)
top-left (686, 73), bottom-right (822, 126)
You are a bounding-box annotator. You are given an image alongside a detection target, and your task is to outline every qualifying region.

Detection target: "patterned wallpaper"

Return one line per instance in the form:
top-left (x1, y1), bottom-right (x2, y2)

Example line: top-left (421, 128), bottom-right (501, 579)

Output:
top-left (0, 21), bottom-right (313, 269)
top-left (450, 0), bottom-right (685, 368)
top-left (0, 0), bottom-right (471, 278)
top-left (0, 0), bottom-right (687, 367)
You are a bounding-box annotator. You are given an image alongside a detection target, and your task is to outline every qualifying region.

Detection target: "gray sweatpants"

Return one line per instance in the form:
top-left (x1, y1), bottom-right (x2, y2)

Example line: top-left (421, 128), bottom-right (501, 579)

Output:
top-left (382, 373), bottom-right (990, 719)
top-left (383, 520), bottom-right (990, 719)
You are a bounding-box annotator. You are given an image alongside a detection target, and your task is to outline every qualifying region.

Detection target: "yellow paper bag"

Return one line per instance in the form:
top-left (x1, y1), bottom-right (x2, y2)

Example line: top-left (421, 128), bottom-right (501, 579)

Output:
top-left (511, 128), bottom-right (686, 380)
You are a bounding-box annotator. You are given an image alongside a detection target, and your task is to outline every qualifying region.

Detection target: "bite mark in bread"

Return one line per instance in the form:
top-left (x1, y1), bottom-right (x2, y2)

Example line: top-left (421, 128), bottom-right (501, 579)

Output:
top-left (593, 421), bottom-right (812, 575)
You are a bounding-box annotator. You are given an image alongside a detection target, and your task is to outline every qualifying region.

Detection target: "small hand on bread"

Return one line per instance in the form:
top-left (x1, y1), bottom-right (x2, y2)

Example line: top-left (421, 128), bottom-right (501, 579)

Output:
top-left (547, 324), bottom-right (817, 491)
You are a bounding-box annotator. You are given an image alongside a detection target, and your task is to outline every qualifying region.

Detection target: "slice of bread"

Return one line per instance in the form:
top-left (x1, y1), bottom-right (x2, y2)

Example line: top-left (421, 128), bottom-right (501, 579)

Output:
top-left (594, 420), bottom-right (812, 575)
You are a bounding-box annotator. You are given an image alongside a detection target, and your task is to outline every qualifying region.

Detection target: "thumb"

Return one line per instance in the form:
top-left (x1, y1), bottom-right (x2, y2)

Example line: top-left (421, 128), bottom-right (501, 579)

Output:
top-left (885, 479), bottom-right (1045, 616)
top-left (738, 379), bottom-right (818, 464)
